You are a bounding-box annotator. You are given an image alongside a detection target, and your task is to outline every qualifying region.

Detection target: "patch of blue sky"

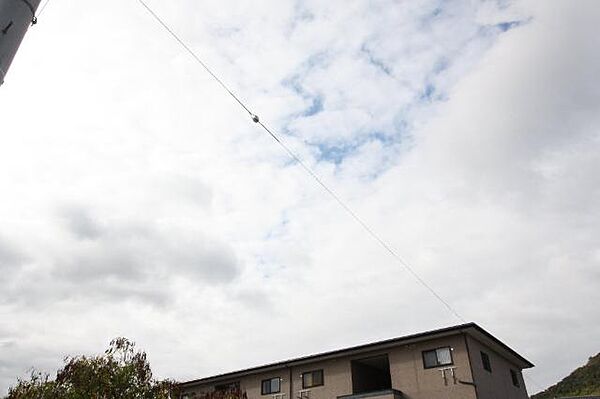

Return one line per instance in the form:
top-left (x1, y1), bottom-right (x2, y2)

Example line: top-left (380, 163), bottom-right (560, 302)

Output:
top-left (314, 130), bottom-right (402, 166)
top-left (369, 131), bottom-right (399, 147)
top-left (478, 19), bottom-right (529, 37)
top-left (300, 51), bottom-right (332, 72)
top-left (303, 95), bottom-right (324, 117)
top-left (281, 75), bottom-right (325, 120)
top-left (282, 51), bottom-right (331, 94)
top-left (418, 57), bottom-right (450, 103)
top-left (282, 53), bottom-right (330, 119)
top-left (282, 74), bottom-right (306, 98)
top-left (315, 141), bottom-right (360, 165)
top-left (420, 83), bottom-right (436, 102)
top-left (417, 81), bottom-right (449, 103)
top-left (419, 1), bottom-right (445, 28)
top-left (495, 20), bottom-right (524, 32)
top-left (360, 44), bottom-right (393, 77)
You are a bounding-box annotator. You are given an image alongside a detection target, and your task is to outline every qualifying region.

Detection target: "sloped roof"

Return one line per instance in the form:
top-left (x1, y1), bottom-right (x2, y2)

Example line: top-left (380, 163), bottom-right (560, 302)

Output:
top-left (181, 322), bottom-right (534, 387)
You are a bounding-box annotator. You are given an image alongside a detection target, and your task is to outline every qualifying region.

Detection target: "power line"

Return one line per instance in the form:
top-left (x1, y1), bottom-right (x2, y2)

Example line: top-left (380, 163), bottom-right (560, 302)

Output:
top-left (136, 0), bottom-right (466, 323)
top-left (136, 0), bottom-right (253, 118)
top-left (258, 119), bottom-right (465, 322)
top-left (37, 0), bottom-right (52, 18)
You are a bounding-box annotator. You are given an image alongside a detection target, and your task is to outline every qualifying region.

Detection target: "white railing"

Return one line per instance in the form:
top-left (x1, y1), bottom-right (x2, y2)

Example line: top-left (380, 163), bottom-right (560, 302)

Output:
top-left (297, 389), bottom-right (310, 399)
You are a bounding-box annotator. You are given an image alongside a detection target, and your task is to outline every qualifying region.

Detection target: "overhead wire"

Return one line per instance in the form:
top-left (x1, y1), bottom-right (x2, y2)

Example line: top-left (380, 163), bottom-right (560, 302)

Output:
top-left (37, 0), bottom-right (52, 18)
top-left (258, 122), bottom-right (464, 323)
top-left (136, 0), bottom-right (253, 118)
top-left (136, 0), bottom-right (466, 324)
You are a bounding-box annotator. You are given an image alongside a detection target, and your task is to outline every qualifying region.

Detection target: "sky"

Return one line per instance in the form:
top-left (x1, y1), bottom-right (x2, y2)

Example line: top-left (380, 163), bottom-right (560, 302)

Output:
top-left (0, 0), bottom-right (599, 395)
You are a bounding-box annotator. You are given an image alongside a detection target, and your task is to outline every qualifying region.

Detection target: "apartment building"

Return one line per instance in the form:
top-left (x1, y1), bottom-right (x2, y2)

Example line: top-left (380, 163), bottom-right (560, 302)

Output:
top-left (180, 322), bottom-right (533, 399)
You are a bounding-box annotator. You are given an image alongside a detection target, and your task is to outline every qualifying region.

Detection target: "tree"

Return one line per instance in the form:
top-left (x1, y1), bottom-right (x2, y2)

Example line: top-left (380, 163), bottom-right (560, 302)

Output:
top-left (532, 352), bottom-right (600, 399)
top-left (5, 338), bottom-right (180, 399)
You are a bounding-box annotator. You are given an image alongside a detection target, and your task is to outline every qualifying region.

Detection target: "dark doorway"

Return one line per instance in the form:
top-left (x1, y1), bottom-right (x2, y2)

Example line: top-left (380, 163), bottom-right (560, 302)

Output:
top-left (351, 355), bottom-right (392, 394)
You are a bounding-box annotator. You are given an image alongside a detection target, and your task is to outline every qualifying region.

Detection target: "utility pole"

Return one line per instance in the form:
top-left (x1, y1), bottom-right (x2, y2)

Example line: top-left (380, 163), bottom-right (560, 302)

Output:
top-left (0, 0), bottom-right (41, 85)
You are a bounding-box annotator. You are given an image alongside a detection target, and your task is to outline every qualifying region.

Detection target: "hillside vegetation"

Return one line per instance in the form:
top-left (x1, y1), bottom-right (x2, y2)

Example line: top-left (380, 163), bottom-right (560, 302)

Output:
top-left (532, 352), bottom-right (600, 399)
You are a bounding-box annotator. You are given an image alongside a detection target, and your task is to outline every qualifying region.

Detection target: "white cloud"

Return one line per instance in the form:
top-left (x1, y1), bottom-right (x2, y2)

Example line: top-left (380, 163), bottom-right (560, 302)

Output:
top-left (0, 0), bottom-right (598, 396)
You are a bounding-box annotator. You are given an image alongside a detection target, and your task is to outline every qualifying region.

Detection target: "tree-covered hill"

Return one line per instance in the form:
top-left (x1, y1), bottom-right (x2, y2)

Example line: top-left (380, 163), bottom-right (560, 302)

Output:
top-left (532, 352), bottom-right (600, 399)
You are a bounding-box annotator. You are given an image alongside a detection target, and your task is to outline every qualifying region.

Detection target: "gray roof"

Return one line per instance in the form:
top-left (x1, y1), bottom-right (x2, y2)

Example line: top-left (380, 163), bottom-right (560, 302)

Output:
top-left (181, 322), bottom-right (534, 387)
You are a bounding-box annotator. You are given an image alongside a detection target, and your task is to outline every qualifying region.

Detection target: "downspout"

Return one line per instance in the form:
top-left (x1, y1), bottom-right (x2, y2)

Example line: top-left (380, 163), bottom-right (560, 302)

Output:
top-left (463, 332), bottom-right (480, 399)
top-left (288, 365), bottom-right (293, 399)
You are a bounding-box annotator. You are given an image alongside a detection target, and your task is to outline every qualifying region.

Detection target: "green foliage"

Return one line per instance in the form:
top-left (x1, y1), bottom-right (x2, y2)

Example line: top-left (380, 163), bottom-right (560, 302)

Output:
top-left (532, 352), bottom-right (600, 399)
top-left (5, 338), bottom-right (179, 399)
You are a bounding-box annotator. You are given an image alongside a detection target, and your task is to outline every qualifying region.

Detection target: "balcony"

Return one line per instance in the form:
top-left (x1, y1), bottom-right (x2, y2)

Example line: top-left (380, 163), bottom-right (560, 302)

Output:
top-left (337, 389), bottom-right (404, 399)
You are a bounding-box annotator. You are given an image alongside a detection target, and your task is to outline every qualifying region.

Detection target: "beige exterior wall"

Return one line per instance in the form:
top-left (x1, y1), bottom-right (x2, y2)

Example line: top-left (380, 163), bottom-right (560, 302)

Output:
top-left (181, 369), bottom-right (290, 398)
top-left (388, 334), bottom-right (476, 399)
top-left (182, 332), bottom-right (529, 399)
top-left (292, 357), bottom-right (353, 399)
top-left (182, 357), bottom-right (353, 399)
top-left (466, 335), bottom-right (529, 399)
top-left (239, 369), bottom-right (291, 399)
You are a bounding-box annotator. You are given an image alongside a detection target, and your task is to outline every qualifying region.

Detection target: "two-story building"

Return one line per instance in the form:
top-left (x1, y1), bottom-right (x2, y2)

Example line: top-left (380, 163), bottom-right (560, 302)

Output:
top-left (180, 322), bottom-right (534, 399)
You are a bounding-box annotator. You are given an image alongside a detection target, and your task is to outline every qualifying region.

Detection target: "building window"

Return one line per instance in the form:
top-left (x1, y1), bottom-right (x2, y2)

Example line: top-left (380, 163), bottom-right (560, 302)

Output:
top-left (481, 351), bottom-right (492, 372)
top-left (422, 347), bottom-right (453, 369)
top-left (261, 377), bottom-right (281, 395)
top-left (510, 369), bottom-right (520, 387)
top-left (302, 369), bottom-right (324, 388)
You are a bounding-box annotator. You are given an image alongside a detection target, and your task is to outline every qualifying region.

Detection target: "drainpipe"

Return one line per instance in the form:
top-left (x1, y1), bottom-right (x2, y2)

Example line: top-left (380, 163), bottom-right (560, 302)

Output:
top-left (462, 332), bottom-right (479, 399)
top-left (0, 0), bottom-right (41, 85)
top-left (287, 365), bottom-right (293, 399)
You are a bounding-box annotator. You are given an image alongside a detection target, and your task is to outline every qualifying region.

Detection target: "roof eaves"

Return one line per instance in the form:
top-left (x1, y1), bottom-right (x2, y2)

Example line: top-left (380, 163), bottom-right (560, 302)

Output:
top-left (180, 322), bottom-right (533, 386)
top-left (463, 324), bottom-right (534, 369)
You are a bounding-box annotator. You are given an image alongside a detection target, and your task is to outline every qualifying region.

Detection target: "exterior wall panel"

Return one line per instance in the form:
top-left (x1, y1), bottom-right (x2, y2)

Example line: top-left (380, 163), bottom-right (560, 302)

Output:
top-left (466, 335), bottom-right (529, 399)
top-left (388, 335), bottom-right (477, 399)
top-left (293, 357), bottom-right (353, 399)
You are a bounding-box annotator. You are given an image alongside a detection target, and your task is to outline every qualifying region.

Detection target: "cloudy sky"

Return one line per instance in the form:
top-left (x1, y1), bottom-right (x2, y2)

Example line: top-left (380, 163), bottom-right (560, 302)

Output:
top-left (1, 0), bottom-right (599, 395)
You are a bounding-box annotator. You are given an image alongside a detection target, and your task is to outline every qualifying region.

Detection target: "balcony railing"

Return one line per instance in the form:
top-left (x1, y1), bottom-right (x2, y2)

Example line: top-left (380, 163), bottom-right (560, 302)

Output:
top-left (337, 389), bottom-right (404, 399)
